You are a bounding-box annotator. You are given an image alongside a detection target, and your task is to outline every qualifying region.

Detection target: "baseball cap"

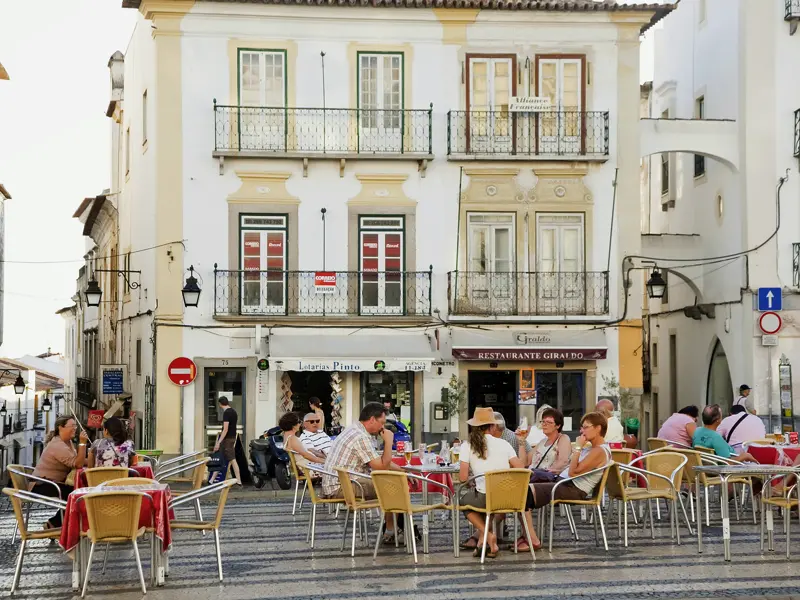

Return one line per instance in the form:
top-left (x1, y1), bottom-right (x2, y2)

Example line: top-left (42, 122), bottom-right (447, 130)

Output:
top-left (739, 384), bottom-right (750, 392)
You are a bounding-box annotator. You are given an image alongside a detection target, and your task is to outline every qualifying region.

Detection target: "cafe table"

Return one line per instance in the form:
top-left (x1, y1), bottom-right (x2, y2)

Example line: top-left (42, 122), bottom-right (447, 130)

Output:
top-left (402, 462), bottom-right (459, 554)
top-left (746, 443), bottom-right (800, 466)
top-left (693, 463), bottom-right (799, 561)
top-left (59, 482), bottom-right (174, 591)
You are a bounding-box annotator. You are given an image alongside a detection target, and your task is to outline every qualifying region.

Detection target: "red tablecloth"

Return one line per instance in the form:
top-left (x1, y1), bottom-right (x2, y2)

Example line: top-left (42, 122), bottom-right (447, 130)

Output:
top-left (748, 444), bottom-right (800, 466)
top-left (59, 484), bottom-right (173, 554)
top-left (75, 465), bottom-right (155, 489)
top-left (392, 456), bottom-right (454, 495)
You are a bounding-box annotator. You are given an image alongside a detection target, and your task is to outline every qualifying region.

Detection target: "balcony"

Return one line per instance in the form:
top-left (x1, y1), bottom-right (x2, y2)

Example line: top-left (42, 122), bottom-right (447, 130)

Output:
top-left (794, 110), bottom-right (800, 158)
top-left (213, 103), bottom-right (433, 175)
top-left (214, 269), bottom-right (432, 319)
top-left (447, 110), bottom-right (609, 160)
top-left (76, 377), bottom-right (96, 408)
top-left (447, 271), bottom-right (609, 317)
top-left (793, 243), bottom-right (800, 287)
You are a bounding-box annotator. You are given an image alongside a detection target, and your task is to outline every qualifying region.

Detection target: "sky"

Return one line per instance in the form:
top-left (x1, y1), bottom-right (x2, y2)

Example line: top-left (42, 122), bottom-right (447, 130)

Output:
top-left (0, 0), bottom-right (664, 359)
top-left (0, 1), bottom-right (137, 357)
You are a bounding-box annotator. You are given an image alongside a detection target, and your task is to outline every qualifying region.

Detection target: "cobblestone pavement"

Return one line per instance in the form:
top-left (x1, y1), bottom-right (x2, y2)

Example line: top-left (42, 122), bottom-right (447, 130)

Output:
top-left (2, 490), bottom-right (800, 600)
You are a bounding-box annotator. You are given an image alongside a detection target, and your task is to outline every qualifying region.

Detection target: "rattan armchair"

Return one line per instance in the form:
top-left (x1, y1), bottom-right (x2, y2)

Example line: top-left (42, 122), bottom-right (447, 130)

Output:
top-left (334, 468), bottom-right (380, 556)
top-left (760, 474), bottom-right (800, 559)
top-left (303, 464), bottom-right (346, 549)
top-left (7, 465), bottom-right (65, 544)
top-left (84, 467), bottom-right (131, 487)
top-left (288, 450), bottom-right (310, 515)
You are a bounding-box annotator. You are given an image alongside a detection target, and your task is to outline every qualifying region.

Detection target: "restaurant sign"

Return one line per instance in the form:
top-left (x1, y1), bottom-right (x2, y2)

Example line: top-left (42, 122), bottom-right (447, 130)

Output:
top-left (269, 358), bottom-right (431, 372)
top-left (453, 348), bottom-right (607, 361)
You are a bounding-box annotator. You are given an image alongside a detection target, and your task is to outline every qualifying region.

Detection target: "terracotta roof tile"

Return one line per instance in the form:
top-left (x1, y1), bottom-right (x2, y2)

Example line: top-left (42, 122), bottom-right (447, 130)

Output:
top-left (123, 0), bottom-right (674, 32)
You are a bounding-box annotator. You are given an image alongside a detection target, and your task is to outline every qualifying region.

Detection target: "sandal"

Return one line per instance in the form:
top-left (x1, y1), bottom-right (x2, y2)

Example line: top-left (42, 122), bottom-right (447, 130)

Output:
top-left (472, 546), bottom-right (499, 559)
top-left (513, 536), bottom-right (530, 552)
top-left (460, 535), bottom-right (479, 550)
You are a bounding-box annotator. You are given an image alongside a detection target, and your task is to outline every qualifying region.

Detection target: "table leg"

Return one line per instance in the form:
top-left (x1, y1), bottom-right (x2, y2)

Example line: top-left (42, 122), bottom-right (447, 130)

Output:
top-left (696, 474), bottom-right (703, 554)
top-left (422, 478), bottom-right (429, 554)
top-left (765, 478), bottom-right (775, 552)
top-left (720, 475), bottom-right (731, 561)
top-left (72, 539), bottom-right (81, 591)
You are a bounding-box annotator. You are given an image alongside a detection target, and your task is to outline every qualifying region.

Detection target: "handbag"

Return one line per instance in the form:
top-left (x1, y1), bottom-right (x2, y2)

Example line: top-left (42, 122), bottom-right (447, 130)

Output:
top-left (530, 468), bottom-right (558, 483)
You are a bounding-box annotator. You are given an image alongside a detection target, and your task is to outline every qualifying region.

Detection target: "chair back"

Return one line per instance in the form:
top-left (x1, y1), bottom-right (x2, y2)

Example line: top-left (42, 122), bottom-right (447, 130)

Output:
top-left (190, 458), bottom-right (211, 490)
top-left (288, 451), bottom-right (307, 482)
top-left (604, 463), bottom-right (627, 501)
top-left (83, 491), bottom-right (143, 542)
top-left (668, 448), bottom-right (709, 484)
top-left (2, 488), bottom-right (30, 539)
top-left (694, 445), bottom-right (715, 455)
top-left (647, 438), bottom-right (669, 451)
top-left (101, 478), bottom-right (156, 487)
top-left (304, 469), bottom-right (327, 504)
top-left (371, 470), bottom-right (412, 514)
top-left (484, 469), bottom-right (531, 513)
top-left (643, 451), bottom-right (686, 492)
top-left (7, 465), bottom-right (33, 490)
top-left (85, 467), bottom-right (130, 487)
top-left (210, 480), bottom-right (236, 528)
top-left (334, 468), bottom-right (360, 509)
top-left (611, 449), bottom-right (637, 464)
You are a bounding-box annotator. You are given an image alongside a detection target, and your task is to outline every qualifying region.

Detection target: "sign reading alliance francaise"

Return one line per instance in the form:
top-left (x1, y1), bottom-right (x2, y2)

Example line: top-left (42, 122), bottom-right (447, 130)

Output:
top-left (452, 348), bottom-right (607, 361)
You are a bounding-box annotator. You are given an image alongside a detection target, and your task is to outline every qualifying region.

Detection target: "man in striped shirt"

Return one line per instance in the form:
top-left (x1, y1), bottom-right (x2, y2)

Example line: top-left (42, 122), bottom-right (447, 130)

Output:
top-left (299, 412), bottom-right (333, 456)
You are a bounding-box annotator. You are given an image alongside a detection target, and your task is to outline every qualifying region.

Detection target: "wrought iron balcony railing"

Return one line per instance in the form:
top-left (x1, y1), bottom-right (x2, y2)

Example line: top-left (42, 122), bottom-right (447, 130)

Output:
top-left (448, 271), bottom-right (609, 316)
top-left (786, 0), bottom-right (800, 20)
top-left (793, 243), bottom-right (800, 287)
top-left (213, 102), bottom-right (433, 156)
top-left (447, 110), bottom-right (609, 158)
top-left (794, 109), bottom-right (800, 158)
top-left (214, 268), bottom-right (432, 318)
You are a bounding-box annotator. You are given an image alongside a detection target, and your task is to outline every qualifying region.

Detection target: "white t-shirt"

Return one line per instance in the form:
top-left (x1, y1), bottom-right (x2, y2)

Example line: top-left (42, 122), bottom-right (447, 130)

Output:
top-left (459, 434), bottom-right (517, 494)
top-left (605, 416), bottom-right (625, 443)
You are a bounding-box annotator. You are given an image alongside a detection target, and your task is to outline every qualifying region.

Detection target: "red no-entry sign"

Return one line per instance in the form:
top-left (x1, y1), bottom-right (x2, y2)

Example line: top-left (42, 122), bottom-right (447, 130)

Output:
top-left (168, 357), bottom-right (197, 386)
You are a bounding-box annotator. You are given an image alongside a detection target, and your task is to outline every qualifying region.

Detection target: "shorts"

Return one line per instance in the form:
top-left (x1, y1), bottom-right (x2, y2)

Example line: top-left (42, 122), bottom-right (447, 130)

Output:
top-left (325, 480), bottom-right (377, 501)
top-left (460, 489), bottom-right (487, 510)
top-left (220, 437), bottom-right (236, 461)
top-left (530, 480), bottom-right (586, 509)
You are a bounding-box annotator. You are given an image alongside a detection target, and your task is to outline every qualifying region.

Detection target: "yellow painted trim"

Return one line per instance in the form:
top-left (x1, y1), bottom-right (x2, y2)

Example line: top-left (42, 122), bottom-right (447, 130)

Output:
top-left (531, 162), bottom-right (589, 177)
top-left (464, 167), bottom-right (520, 177)
top-left (227, 171), bottom-right (300, 205)
top-left (432, 8), bottom-right (480, 45)
top-left (347, 173), bottom-right (415, 207)
top-left (618, 319), bottom-right (644, 389)
top-left (355, 174), bottom-right (408, 184)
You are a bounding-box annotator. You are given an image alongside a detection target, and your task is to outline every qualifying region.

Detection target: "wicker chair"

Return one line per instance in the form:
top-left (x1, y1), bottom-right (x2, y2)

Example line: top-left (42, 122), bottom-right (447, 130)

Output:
top-left (2, 488), bottom-right (64, 595)
top-left (79, 491), bottom-right (150, 597)
top-left (760, 475), bottom-right (800, 559)
top-left (160, 457), bottom-right (210, 523)
top-left (455, 468), bottom-right (536, 564)
top-left (7, 465), bottom-right (64, 544)
top-left (169, 479), bottom-right (237, 581)
top-left (84, 467), bottom-right (130, 487)
top-left (371, 470), bottom-right (452, 563)
top-left (100, 478), bottom-right (156, 487)
top-left (647, 438), bottom-right (669, 451)
top-left (288, 451), bottom-right (310, 515)
top-left (335, 468), bottom-right (380, 556)
top-left (303, 464), bottom-right (346, 549)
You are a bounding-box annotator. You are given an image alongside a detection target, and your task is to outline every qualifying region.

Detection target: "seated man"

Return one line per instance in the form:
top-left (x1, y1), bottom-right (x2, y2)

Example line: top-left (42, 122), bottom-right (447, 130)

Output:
top-left (718, 405), bottom-right (766, 450)
top-left (299, 412), bottom-right (333, 456)
top-left (693, 404), bottom-right (756, 462)
top-left (322, 401), bottom-right (402, 500)
top-left (596, 399), bottom-right (625, 443)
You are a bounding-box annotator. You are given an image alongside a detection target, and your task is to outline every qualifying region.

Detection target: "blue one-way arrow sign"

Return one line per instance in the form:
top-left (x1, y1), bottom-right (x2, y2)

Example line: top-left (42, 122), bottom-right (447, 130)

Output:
top-left (758, 287), bottom-right (782, 311)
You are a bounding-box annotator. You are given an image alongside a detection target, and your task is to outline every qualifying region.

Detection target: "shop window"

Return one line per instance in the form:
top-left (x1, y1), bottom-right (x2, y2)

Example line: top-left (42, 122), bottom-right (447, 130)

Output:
top-left (361, 371), bottom-right (414, 432)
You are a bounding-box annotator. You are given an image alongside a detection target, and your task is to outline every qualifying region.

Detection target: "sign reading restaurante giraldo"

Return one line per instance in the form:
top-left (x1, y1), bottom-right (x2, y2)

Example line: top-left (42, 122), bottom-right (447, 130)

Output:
top-left (452, 331), bottom-right (607, 361)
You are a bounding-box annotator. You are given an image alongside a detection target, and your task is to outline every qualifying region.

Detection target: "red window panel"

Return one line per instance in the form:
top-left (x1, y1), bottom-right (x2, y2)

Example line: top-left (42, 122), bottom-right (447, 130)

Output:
top-left (385, 234), bottom-right (401, 258)
top-left (243, 232), bottom-right (260, 256)
top-left (266, 232), bottom-right (284, 258)
top-left (362, 234), bottom-right (379, 258)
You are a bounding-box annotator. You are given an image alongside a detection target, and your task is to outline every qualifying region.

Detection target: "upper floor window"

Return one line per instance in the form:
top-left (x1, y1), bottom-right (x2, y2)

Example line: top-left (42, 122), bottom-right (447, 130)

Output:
top-left (694, 96), bottom-right (706, 178)
top-left (142, 90), bottom-right (148, 145)
top-left (358, 53), bottom-right (402, 130)
top-left (359, 216), bottom-right (404, 315)
top-left (240, 214), bottom-right (288, 314)
top-left (239, 50), bottom-right (286, 107)
top-left (536, 213), bottom-right (584, 273)
top-left (125, 127), bottom-right (131, 175)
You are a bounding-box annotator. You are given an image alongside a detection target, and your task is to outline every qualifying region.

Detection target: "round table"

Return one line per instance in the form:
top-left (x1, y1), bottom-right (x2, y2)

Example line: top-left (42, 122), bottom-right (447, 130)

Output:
top-left (747, 444), bottom-right (800, 466)
top-left (401, 463), bottom-right (459, 555)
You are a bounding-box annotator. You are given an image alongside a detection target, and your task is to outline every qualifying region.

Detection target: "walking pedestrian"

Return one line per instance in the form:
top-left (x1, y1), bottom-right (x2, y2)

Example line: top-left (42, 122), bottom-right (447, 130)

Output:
top-left (214, 396), bottom-right (241, 484)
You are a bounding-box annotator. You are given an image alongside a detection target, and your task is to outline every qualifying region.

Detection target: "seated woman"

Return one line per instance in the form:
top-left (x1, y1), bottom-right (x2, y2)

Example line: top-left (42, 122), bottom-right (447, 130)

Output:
top-left (31, 415), bottom-right (90, 529)
top-left (528, 408), bottom-right (572, 480)
top-left (279, 411), bottom-right (325, 476)
top-left (459, 407), bottom-right (528, 558)
top-left (88, 417), bottom-right (134, 468)
top-left (524, 411), bottom-right (612, 548)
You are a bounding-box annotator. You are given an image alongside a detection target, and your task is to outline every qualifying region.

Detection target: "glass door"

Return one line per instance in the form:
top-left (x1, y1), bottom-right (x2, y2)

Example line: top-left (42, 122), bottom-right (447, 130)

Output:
top-left (360, 216), bottom-right (404, 315)
top-left (534, 371), bottom-right (585, 435)
top-left (240, 215), bottom-right (287, 315)
top-left (536, 57), bottom-right (583, 154)
top-left (238, 50), bottom-right (286, 151)
top-left (468, 56), bottom-right (514, 154)
top-left (536, 213), bottom-right (585, 314)
top-left (204, 368), bottom-right (246, 453)
top-left (467, 213), bottom-right (515, 314)
top-left (359, 53), bottom-right (403, 153)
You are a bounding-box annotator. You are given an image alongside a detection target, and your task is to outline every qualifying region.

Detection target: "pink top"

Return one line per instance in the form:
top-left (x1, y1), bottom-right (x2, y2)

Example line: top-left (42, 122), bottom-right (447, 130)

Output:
top-left (657, 413), bottom-right (695, 447)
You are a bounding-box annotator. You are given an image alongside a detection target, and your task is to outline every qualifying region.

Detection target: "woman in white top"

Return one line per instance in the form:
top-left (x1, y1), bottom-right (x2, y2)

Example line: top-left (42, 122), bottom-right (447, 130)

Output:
top-left (525, 411), bottom-right (612, 548)
top-left (528, 408), bottom-right (573, 477)
top-left (459, 407), bottom-right (528, 558)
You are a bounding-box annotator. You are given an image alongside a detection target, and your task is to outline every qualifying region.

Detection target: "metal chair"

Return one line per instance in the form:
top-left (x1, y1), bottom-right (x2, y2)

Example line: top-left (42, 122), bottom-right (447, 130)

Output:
top-left (2, 488), bottom-right (65, 595)
top-left (79, 491), bottom-right (151, 598)
top-left (760, 474), bottom-right (800, 559)
top-left (169, 479), bottom-right (237, 581)
top-left (159, 458), bottom-right (210, 524)
top-left (545, 463), bottom-right (613, 553)
top-left (153, 450), bottom-right (207, 479)
top-left (647, 438), bottom-right (669, 451)
top-left (371, 470), bottom-right (453, 564)
top-left (303, 464), bottom-right (345, 548)
top-left (334, 468), bottom-right (380, 556)
top-left (7, 465), bottom-right (65, 544)
top-left (455, 468), bottom-right (536, 564)
top-left (84, 467), bottom-right (130, 487)
top-left (288, 451), bottom-right (310, 515)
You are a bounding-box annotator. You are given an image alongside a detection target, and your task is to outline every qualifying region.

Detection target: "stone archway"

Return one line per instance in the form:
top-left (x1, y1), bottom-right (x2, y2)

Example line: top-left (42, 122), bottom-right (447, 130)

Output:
top-left (706, 338), bottom-right (734, 410)
top-left (640, 118), bottom-right (739, 173)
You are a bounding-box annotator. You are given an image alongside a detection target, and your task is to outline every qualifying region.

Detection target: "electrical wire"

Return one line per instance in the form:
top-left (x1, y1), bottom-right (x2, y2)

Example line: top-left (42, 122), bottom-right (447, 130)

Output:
top-left (0, 239), bottom-right (186, 265)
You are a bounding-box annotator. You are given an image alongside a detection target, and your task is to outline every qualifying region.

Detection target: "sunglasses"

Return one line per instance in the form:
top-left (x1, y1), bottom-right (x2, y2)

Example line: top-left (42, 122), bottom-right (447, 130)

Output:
top-left (305, 420), bottom-right (321, 424)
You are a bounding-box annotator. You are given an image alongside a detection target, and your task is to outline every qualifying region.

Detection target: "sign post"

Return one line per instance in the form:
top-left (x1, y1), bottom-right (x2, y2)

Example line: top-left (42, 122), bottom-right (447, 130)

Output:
top-left (168, 357), bottom-right (197, 454)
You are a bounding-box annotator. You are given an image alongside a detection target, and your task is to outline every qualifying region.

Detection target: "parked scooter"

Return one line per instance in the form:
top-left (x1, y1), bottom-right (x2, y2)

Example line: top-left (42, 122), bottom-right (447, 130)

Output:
top-left (249, 426), bottom-right (291, 490)
top-left (384, 419), bottom-right (412, 450)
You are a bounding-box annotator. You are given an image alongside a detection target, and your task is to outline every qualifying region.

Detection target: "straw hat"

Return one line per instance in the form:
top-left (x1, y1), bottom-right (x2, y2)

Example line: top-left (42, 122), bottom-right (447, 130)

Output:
top-left (467, 407), bottom-right (497, 427)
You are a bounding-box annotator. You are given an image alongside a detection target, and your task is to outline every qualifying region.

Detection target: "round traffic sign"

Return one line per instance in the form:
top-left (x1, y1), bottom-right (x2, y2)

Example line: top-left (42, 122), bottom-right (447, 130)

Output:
top-left (168, 357), bottom-right (197, 386)
top-left (759, 311), bottom-right (782, 335)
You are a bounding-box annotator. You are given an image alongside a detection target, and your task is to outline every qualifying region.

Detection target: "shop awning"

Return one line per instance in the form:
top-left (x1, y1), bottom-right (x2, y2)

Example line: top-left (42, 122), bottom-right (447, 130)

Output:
top-left (452, 329), bottom-right (607, 361)
top-left (268, 333), bottom-right (435, 372)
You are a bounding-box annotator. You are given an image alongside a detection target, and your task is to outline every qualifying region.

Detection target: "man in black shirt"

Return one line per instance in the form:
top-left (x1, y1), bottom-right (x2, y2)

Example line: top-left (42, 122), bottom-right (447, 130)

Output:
top-left (214, 396), bottom-right (241, 484)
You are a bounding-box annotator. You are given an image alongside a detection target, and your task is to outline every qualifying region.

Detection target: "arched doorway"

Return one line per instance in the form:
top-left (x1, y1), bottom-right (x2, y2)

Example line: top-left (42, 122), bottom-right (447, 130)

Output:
top-left (706, 339), bottom-right (733, 410)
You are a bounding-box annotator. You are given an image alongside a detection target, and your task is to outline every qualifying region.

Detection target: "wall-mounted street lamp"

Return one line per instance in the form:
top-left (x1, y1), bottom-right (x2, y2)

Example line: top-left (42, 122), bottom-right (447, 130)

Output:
top-left (84, 268), bottom-right (141, 307)
top-left (182, 266), bottom-right (202, 308)
top-left (42, 397), bottom-right (52, 413)
top-left (645, 269), bottom-right (667, 300)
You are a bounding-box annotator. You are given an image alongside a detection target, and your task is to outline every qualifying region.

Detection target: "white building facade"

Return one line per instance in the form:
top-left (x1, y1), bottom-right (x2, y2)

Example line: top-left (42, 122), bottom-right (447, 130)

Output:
top-left (643, 0), bottom-right (800, 433)
top-left (97, 0), bottom-right (670, 454)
